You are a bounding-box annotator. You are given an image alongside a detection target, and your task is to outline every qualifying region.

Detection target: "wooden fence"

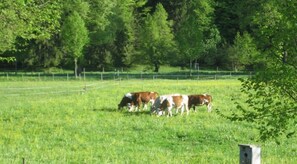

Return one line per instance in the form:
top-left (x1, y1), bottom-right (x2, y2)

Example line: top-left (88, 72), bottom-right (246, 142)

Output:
top-left (0, 71), bottom-right (252, 81)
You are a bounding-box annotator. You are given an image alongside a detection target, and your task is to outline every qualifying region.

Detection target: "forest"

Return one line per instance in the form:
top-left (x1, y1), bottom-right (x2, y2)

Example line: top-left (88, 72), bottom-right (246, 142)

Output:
top-left (0, 0), bottom-right (294, 73)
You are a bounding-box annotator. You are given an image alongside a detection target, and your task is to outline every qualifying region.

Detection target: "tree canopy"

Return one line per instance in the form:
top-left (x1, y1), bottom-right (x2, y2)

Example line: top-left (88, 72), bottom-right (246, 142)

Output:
top-left (220, 0), bottom-right (297, 142)
top-left (61, 10), bottom-right (89, 78)
top-left (139, 3), bottom-right (176, 72)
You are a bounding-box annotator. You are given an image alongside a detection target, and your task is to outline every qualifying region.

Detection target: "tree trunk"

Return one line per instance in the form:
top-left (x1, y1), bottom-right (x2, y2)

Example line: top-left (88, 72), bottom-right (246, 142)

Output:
top-left (189, 59), bottom-right (192, 75)
top-left (154, 63), bottom-right (159, 72)
top-left (74, 58), bottom-right (78, 78)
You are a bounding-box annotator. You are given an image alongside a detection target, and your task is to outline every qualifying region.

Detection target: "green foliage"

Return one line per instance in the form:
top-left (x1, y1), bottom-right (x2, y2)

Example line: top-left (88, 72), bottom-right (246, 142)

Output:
top-left (227, 32), bottom-right (261, 71)
top-left (61, 11), bottom-right (89, 59)
top-left (0, 57), bottom-right (16, 63)
top-left (63, 0), bottom-right (90, 19)
top-left (0, 0), bottom-right (62, 70)
top-left (175, 0), bottom-right (220, 65)
top-left (20, 1), bottom-right (62, 41)
top-left (140, 3), bottom-right (176, 72)
top-left (108, 0), bottom-right (139, 67)
top-left (61, 10), bottom-right (89, 77)
top-left (228, 64), bottom-right (297, 142)
top-left (224, 0), bottom-right (297, 142)
top-left (0, 1), bottom-right (23, 53)
top-left (213, 0), bottom-right (237, 43)
top-left (5, 0), bottom-right (297, 72)
top-left (84, 0), bottom-right (143, 70)
top-left (251, 0), bottom-right (297, 67)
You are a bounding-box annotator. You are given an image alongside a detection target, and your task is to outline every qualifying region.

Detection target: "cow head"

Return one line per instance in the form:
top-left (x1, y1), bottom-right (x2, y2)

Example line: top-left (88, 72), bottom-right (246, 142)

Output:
top-left (118, 95), bottom-right (133, 110)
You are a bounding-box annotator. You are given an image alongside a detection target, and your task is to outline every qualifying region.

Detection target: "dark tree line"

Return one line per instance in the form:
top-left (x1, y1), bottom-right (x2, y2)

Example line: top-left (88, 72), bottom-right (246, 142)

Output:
top-left (0, 0), bottom-right (264, 73)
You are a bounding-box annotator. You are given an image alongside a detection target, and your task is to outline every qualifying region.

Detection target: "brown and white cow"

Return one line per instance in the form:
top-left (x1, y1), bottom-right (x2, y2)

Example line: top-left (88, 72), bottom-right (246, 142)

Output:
top-left (188, 94), bottom-right (212, 112)
top-left (118, 92), bottom-right (134, 110)
top-left (151, 94), bottom-right (189, 117)
top-left (118, 91), bottom-right (159, 111)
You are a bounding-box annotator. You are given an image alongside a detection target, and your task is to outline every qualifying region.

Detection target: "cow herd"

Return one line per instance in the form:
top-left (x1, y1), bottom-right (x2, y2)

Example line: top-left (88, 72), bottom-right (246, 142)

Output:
top-left (118, 91), bottom-right (212, 117)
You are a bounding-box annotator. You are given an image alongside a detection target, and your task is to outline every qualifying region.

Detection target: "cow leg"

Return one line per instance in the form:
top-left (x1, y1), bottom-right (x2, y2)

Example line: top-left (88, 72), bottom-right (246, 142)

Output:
top-left (138, 100), bottom-right (142, 111)
top-left (167, 106), bottom-right (173, 117)
top-left (128, 105), bottom-right (134, 112)
top-left (157, 109), bottom-right (163, 117)
top-left (143, 104), bottom-right (148, 110)
top-left (151, 106), bottom-right (156, 114)
top-left (180, 105), bottom-right (184, 115)
top-left (207, 103), bottom-right (212, 112)
top-left (185, 103), bottom-right (189, 115)
top-left (150, 99), bottom-right (155, 105)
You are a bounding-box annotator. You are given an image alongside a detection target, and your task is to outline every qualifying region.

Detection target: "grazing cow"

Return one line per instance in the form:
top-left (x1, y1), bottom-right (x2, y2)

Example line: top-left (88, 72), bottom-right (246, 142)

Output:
top-left (118, 93), bottom-right (134, 110)
top-left (118, 91), bottom-right (159, 111)
top-left (151, 94), bottom-right (189, 117)
top-left (188, 94), bottom-right (212, 112)
top-left (151, 94), bottom-right (172, 114)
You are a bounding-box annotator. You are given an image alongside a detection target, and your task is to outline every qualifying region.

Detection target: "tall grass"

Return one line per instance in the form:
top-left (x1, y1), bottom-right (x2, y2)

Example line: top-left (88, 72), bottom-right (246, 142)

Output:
top-left (0, 79), bottom-right (296, 163)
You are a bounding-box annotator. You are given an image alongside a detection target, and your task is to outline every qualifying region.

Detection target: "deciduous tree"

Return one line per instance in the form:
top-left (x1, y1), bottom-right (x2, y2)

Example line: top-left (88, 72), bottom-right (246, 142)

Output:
top-left (227, 32), bottom-right (260, 71)
top-left (175, 0), bottom-right (220, 68)
top-left (140, 3), bottom-right (176, 72)
top-left (61, 11), bottom-right (89, 78)
top-left (225, 0), bottom-right (297, 142)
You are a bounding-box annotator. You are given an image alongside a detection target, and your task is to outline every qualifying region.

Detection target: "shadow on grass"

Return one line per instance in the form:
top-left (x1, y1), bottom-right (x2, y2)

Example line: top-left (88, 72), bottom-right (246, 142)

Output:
top-left (92, 107), bottom-right (118, 112)
top-left (92, 107), bottom-right (152, 116)
top-left (123, 110), bottom-right (151, 116)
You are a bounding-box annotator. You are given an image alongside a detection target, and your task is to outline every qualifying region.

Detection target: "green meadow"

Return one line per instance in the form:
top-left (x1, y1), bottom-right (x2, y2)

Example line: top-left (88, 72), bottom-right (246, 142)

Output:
top-left (0, 79), bottom-right (296, 163)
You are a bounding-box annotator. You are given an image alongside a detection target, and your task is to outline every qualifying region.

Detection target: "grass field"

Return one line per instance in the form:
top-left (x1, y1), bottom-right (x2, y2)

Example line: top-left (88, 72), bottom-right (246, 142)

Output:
top-left (0, 79), bottom-right (296, 163)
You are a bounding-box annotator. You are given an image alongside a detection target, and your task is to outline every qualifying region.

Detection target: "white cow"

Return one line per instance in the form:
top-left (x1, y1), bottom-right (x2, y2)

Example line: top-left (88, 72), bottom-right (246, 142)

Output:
top-left (151, 94), bottom-right (189, 117)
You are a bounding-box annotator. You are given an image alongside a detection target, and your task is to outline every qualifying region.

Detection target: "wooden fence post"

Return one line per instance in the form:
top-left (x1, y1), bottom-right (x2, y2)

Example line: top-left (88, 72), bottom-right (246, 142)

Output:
top-left (239, 144), bottom-right (261, 164)
top-left (83, 68), bottom-right (86, 80)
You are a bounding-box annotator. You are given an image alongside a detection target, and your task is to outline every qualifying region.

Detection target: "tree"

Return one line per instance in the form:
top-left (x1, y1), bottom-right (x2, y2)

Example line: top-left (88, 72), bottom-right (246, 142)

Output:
top-left (223, 0), bottom-right (297, 142)
top-left (0, 1), bottom-right (23, 53)
top-left (107, 0), bottom-right (140, 68)
top-left (175, 0), bottom-right (220, 68)
top-left (61, 11), bottom-right (89, 78)
top-left (214, 0), bottom-right (240, 44)
top-left (84, 0), bottom-right (116, 70)
top-left (19, 36), bottom-right (64, 69)
top-left (0, 0), bottom-right (62, 55)
top-left (140, 3), bottom-right (176, 72)
top-left (227, 32), bottom-right (260, 71)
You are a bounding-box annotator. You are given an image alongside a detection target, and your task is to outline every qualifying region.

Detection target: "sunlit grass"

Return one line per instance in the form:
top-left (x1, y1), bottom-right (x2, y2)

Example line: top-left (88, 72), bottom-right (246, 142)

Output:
top-left (0, 79), bottom-right (296, 163)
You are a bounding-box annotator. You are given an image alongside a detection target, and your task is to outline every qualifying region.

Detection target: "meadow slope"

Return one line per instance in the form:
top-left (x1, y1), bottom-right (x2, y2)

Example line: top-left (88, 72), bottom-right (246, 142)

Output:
top-left (0, 79), bottom-right (296, 163)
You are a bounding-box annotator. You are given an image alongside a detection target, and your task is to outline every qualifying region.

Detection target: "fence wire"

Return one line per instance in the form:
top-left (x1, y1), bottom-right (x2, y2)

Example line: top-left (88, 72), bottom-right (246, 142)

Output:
top-left (0, 81), bottom-right (118, 97)
top-left (0, 71), bottom-right (251, 81)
